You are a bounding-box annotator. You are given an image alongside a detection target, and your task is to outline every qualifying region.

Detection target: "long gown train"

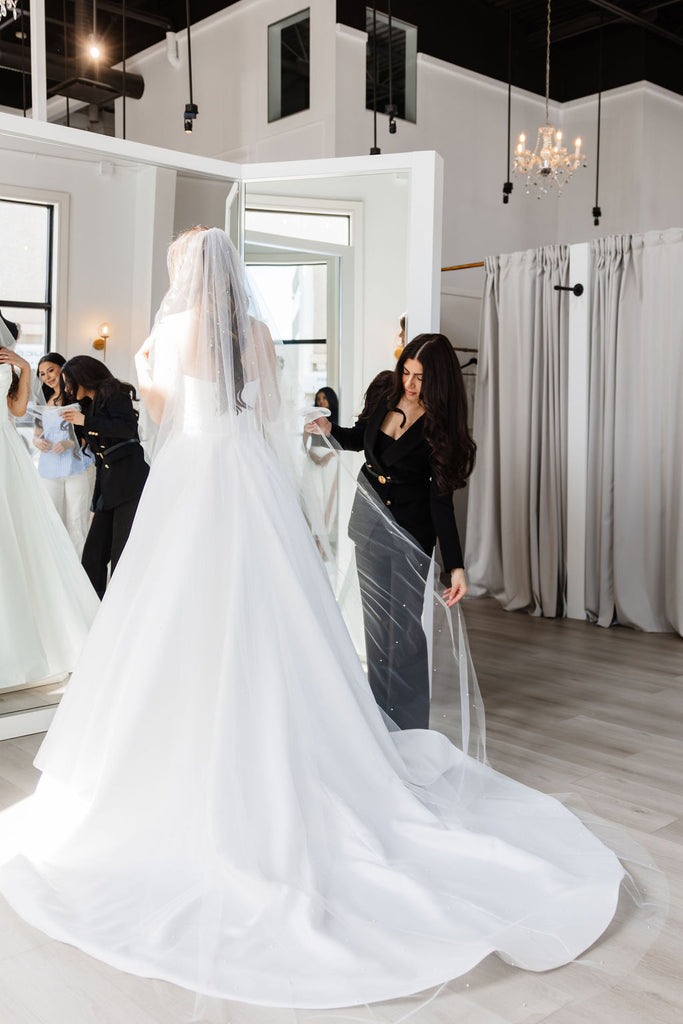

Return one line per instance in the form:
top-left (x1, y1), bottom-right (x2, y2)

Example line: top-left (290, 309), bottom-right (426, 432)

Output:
top-left (0, 386), bottom-right (625, 1008)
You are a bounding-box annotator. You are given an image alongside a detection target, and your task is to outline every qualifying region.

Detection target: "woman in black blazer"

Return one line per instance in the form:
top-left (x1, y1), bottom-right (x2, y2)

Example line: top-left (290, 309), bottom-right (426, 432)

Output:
top-left (60, 356), bottom-right (149, 598)
top-left (307, 334), bottom-right (476, 730)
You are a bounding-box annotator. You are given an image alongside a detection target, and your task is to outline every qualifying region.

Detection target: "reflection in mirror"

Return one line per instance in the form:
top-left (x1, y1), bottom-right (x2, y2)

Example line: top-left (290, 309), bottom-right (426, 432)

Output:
top-left (0, 120), bottom-right (425, 739)
top-left (244, 171), bottom-right (412, 577)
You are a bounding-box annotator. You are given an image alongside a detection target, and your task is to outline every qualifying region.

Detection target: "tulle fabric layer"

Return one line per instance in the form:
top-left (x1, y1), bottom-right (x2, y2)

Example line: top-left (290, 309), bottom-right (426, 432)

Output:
top-left (0, 415), bottom-right (99, 690)
top-left (0, 418), bottom-right (629, 1008)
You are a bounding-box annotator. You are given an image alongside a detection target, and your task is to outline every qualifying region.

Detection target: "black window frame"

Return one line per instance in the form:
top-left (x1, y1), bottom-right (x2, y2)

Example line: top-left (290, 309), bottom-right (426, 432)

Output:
top-left (0, 197), bottom-right (56, 352)
top-left (267, 8), bottom-right (311, 123)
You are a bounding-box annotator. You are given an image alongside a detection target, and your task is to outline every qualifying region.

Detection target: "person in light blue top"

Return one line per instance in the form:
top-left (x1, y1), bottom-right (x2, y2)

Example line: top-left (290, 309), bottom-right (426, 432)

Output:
top-left (33, 352), bottom-right (95, 556)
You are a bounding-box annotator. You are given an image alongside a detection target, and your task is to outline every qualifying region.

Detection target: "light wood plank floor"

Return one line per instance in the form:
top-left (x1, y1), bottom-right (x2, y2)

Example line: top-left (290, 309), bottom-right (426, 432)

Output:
top-left (0, 598), bottom-right (680, 1024)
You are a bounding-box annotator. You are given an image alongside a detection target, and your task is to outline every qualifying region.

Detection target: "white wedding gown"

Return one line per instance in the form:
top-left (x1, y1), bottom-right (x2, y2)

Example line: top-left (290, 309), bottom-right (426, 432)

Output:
top-left (0, 365), bottom-right (99, 691)
top-left (0, 369), bottom-right (626, 1008)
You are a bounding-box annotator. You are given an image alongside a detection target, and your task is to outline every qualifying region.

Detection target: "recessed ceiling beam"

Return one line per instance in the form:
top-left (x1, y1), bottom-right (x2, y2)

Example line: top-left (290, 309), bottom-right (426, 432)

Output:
top-left (529, 0), bottom-right (683, 46)
top-left (584, 0), bottom-right (683, 46)
top-left (0, 40), bottom-right (144, 100)
top-left (96, 1), bottom-right (177, 32)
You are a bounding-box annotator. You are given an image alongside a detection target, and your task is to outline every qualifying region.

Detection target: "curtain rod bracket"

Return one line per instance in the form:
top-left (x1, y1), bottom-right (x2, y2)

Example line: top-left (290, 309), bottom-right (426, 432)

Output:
top-left (554, 283), bottom-right (584, 296)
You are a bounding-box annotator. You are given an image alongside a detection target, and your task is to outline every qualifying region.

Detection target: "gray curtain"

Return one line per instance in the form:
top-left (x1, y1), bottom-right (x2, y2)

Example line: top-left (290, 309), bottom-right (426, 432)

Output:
top-left (586, 229), bottom-right (683, 634)
top-left (466, 245), bottom-right (569, 617)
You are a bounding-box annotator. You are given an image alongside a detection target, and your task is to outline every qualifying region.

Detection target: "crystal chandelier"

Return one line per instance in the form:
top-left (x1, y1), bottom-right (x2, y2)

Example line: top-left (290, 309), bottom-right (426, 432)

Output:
top-left (514, 0), bottom-right (586, 197)
top-left (0, 1), bottom-right (18, 18)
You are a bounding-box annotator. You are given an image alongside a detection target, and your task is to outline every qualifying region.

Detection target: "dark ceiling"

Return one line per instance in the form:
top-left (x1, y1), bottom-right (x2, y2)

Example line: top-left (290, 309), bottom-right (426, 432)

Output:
top-left (1, 0), bottom-right (682, 114)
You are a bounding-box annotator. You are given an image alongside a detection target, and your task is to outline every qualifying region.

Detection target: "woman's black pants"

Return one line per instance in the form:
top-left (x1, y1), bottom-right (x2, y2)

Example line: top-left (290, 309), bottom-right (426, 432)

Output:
top-left (81, 498), bottom-right (140, 599)
top-left (354, 542), bottom-right (430, 730)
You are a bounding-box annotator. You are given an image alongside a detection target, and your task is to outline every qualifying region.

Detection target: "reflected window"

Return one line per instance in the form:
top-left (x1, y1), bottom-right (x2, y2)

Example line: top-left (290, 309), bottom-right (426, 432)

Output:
top-left (365, 9), bottom-right (417, 123)
top-left (0, 198), bottom-right (54, 370)
top-left (247, 261), bottom-right (329, 410)
top-left (268, 9), bottom-right (310, 122)
top-left (245, 208), bottom-right (350, 246)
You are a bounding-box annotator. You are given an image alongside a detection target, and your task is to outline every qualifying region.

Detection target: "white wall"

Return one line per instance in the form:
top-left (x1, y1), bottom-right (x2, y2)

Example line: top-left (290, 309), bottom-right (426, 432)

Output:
top-left (120, 0), bottom-right (337, 164)
top-left (115, 3), bottom-right (683, 358)
top-left (0, 150), bottom-right (142, 383)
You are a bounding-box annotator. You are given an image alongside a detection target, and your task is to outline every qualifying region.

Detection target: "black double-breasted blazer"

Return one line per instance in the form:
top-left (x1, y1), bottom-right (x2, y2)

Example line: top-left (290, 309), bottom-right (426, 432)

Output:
top-left (330, 403), bottom-right (464, 570)
top-left (76, 393), bottom-right (149, 513)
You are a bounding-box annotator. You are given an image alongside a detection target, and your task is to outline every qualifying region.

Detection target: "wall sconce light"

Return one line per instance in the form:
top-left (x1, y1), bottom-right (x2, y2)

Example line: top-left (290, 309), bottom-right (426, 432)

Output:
top-left (92, 322), bottom-right (111, 360)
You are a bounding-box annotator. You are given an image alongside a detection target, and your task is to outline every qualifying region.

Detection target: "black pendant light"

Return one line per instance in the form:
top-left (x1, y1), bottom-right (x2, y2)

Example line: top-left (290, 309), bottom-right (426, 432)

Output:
top-left (121, 0), bottom-right (127, 138)
top-left (502, 9), bottom-right (513, 204)
top-left (369, 0), bottom-right (380, 154)
top-left (184, 0), bottom-right (198, 132)
top-left (592, 25), bottom-right (603, 226)
top-left (385, 0), bottom-right (397, 134)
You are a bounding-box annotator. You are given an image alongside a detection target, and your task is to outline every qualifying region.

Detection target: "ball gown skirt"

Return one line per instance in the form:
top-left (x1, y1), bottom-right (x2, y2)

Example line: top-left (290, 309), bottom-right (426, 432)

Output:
top-left (0, 365), bottom-right (99, 691)
top-left (0, 391), bottom-right (625, 1008)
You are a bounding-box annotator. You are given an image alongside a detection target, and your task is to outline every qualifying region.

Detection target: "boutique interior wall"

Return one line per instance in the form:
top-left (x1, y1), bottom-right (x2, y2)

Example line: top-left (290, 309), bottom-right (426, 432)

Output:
top-left (116, 0), bottom-right (683, 358)
top-left (0, 145), bottom-right (182, 383)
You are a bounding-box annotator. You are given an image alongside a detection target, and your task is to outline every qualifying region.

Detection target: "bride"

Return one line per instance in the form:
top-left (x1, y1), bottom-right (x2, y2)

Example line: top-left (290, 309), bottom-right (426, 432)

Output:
top-left (0, 228), bottom-right (625, 1009)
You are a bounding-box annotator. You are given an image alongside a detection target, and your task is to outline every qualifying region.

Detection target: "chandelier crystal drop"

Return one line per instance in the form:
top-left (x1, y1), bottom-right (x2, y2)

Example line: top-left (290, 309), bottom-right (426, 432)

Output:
top-left (0, 1), bottom-right (18, 19)
top-left (513, 0), bottom-right (586, 197)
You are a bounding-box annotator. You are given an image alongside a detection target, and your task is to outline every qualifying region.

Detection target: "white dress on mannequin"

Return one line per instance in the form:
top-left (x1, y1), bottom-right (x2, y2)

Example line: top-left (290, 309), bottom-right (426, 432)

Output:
top-left (0, 231), bottom-right (625, 1008)
top-left (0, 364), bottom-right (99, 691)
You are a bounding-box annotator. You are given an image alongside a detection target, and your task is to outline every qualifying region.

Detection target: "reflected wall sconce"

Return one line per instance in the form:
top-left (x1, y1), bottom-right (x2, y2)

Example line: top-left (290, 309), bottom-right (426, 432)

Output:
top-left (92, 322), bottom-right (111, 360)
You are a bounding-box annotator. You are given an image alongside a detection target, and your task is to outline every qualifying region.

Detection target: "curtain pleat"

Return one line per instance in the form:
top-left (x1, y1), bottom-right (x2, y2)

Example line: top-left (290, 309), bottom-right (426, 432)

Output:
top-left (465, 245), bottom-right (569, 617)
top-left (586, 229), bottom-right (683, 633)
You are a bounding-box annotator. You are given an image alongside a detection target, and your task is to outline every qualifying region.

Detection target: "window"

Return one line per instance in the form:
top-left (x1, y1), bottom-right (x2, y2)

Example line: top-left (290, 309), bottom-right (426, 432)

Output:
top-left (247, 261), bottom-right (330, 410)
top-left (0, 198), bottom-right (54, 371)
top-left (268, 9), bottom-right (310, 122)
top-left (245, 208), bottom-right (350, 246)
top-left (365, 9), bottom-right (417, 123)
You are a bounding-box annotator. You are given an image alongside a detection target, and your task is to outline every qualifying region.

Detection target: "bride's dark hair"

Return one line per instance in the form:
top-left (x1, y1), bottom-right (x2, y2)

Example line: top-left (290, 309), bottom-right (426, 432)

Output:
top-left (365, 334), bottom-right (476, 493)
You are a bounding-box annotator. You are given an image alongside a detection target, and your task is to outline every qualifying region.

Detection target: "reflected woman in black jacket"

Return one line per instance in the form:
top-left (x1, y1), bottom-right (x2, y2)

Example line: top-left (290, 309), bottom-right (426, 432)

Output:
top-left (307, 333), bottom-right (476, 730)
top-left (60, 356), bottom-right (149, 598)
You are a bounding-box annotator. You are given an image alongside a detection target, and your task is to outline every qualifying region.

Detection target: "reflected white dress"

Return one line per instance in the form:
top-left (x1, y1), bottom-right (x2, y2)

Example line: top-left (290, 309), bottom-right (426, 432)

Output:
top-left (0, 356), bottom-right (624, 1004)
top-left (0, 365), bottom-right (99, 691)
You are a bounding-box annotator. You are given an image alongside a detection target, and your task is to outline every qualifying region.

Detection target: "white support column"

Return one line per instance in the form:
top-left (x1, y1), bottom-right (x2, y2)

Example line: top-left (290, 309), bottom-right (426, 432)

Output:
top-left (407, 152), bottom-right (444, 333)
top-left (30, 0), bottom-right (48, 121)
top-left (566, 242), bottom-right (591, 619)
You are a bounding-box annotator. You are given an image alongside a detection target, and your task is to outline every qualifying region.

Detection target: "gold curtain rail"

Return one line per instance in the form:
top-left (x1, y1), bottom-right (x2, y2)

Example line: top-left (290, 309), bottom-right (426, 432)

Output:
top-left (441, 261), bottom-right (485, 272)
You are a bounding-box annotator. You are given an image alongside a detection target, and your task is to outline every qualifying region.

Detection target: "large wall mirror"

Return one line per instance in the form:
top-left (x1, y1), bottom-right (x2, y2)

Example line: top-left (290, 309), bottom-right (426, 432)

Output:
top-left (0, 113), bottom-right (442, 737)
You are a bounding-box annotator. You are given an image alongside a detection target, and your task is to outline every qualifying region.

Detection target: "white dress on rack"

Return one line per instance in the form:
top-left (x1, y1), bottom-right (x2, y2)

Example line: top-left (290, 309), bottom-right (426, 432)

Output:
top-left (0, 233), bottom-right (626, 1009)
top-left (0, 365), bottom-right (99, 692)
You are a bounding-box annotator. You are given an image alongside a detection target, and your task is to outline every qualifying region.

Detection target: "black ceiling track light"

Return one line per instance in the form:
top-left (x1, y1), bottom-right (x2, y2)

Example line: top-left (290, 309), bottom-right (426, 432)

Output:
top-left (502, 8), bottom-right (513, 205)
top-left (183, 0), bottom-right (198, 132)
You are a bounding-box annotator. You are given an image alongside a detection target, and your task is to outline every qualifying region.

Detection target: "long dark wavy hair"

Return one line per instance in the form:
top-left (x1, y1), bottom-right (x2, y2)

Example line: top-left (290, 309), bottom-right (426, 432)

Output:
top-left (366, 334), bottom-right (476, 492)
top-left (37, 352), bottom-right (67, 401)
top-left (60, 355), bottom-right (139, 417)
top-left (2, 313), bottom-right (21, 401)
top-left (315, 386), bottom-right (339, 425)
